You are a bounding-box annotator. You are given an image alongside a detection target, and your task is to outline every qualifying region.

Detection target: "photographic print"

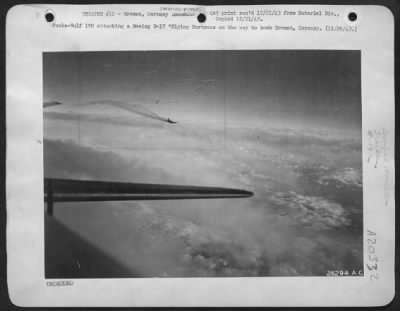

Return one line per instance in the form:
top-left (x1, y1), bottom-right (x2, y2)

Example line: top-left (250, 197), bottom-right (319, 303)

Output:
top-left (43, 50), bottom-right (363, 278)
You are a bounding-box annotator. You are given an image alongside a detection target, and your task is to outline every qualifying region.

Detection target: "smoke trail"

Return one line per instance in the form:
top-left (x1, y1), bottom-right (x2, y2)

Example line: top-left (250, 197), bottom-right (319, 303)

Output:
top-left (80, 100), bottom-right (169, 123)
top-left (44, 101), bottom-right (63, 108)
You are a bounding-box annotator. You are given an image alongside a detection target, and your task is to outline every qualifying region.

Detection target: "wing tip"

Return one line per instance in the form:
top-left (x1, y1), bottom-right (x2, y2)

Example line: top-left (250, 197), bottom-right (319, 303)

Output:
top-left (242, 190), bottom-right (254, 197)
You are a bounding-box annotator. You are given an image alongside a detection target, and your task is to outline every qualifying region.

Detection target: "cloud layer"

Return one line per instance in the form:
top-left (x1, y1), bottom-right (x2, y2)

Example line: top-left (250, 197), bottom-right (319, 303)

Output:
top-left (44, 121), bottom-right (363, 277)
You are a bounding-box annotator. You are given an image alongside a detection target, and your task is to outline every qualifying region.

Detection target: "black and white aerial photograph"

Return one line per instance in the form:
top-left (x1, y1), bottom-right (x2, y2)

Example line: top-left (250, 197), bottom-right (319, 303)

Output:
top-left (43, 50), bottom-right (363, 278)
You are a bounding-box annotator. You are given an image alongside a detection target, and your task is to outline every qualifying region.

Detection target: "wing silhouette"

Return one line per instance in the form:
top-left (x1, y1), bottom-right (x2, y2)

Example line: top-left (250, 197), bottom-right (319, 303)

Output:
top-left (45, 178), bottom-right (253, 216)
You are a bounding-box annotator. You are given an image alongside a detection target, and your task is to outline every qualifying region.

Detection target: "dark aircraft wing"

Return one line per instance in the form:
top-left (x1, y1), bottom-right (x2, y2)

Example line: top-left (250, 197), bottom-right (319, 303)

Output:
top-left (44, 178), bottom-right (253, 215)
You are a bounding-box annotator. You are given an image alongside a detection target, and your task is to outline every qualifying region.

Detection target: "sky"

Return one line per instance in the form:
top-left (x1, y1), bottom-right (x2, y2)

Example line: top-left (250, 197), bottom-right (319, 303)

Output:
top-left (43, 50), bottom-right (361, 130)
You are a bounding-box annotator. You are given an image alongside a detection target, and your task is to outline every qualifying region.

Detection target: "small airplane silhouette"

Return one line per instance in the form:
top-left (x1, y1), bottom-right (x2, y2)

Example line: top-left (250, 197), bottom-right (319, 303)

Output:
top-left (43, 102), bottom-right (253, 216)
top-left (166, 118), bottom-right (177, 124)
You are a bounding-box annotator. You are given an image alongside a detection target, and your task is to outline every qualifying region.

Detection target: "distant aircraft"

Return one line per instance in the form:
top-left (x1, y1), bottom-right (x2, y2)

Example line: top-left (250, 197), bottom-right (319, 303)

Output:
top-left (43, 102), bottom-right (253, 217)
top-left (167, 118), bottom-right (177, 124)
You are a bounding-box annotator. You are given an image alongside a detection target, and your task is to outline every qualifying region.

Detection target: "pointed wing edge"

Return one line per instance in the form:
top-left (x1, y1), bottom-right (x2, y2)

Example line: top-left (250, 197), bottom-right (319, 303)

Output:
top-left (44, 178), bottom-right (253, 215)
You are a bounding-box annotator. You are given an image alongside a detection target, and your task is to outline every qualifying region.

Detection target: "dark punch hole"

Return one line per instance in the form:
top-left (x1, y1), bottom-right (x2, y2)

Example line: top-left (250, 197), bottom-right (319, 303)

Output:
top-left (197, 13), bottom-right (206, 23)
top-left (45, 12), bottom-right (55, 22)
top-left (348, 12), bottom-right (357, 22)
